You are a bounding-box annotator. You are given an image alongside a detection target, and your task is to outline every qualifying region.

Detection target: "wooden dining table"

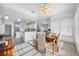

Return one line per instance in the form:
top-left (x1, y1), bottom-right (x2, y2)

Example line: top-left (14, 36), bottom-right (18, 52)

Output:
top-left (46, 35), bottom-right (57, 42)
top-left (46, 34), bottom-right (58, 55)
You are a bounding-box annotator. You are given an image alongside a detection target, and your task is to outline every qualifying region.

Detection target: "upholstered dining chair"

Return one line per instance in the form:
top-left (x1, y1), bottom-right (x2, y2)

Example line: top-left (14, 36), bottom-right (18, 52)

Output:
top-left (57, 33), bottom-right (64, 55)
top-left (37, 32), bottom-right (46, 53)
top-left (45, 33), bottom-right (58, 55)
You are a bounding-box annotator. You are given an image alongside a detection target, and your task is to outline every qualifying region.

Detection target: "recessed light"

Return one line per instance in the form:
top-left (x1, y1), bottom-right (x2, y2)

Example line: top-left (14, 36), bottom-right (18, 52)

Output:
top-left (17, 18), bottom-right (21, 22)
top-left (5, 15), bottom-right (9, 20)
top-left (26, 20), bottom-right (30, 22)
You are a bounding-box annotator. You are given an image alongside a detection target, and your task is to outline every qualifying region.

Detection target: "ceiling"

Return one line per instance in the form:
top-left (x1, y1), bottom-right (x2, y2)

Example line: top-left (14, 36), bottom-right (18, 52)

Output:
top-left (0, 3), bottom-right (76, 21)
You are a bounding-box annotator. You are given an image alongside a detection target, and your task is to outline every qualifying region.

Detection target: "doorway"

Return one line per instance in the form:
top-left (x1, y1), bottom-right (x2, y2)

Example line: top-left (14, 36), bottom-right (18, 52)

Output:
top-left (5, 24), bottom-right (11, 36)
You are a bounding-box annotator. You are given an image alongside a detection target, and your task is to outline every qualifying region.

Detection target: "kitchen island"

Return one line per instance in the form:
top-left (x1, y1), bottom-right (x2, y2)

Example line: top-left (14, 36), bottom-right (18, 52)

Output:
top-left (24, 31), bottom-right (36, 42)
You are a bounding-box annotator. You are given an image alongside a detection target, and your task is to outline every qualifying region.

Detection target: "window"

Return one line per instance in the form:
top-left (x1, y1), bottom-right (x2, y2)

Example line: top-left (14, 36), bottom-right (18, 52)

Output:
top-left (60, 19), bottom-right (72, 36)
top-left (51, 21), bottom-right (60, 33)
top-left (51, 18), bottom-right (72, 36)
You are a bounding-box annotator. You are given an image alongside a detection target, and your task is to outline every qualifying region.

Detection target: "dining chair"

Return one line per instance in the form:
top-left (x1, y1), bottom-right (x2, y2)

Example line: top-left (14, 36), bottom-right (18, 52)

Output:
top-left (57, 33), bottom-right (64, 55)
top-left (37, 32), bottom-right (46, 53)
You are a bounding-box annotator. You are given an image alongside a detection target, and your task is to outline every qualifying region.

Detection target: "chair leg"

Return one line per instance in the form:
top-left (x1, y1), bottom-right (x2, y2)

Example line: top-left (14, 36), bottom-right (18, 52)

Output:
top-left (52, 41), bottom-right (58, 55)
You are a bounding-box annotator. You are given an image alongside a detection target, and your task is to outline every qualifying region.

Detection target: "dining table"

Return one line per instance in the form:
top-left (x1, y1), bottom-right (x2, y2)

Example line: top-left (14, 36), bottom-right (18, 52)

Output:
top-left (46, 35), bottom-right (57, 42)
top-left (46, 34), bottom-right (58, 55)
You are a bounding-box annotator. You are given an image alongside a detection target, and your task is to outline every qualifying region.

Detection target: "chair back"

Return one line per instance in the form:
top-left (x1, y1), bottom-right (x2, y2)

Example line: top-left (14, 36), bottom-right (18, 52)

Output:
top-left (57, 33), bottom-right (64, 54)
top-left (37, 32), bottom-right (46, 53)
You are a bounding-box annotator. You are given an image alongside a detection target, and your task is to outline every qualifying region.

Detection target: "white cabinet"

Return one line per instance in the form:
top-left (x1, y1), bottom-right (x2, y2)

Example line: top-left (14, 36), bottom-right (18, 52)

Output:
top-left (16, 32), bottom-right (22, 39)
top-left (24, 31), bottom-right (36, 42)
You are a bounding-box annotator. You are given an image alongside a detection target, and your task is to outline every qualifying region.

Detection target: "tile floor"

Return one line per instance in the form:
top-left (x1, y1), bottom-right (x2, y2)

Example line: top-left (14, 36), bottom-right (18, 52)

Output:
top-left (59, 40), bottom-right (78, 56)
top-left (13, 39), bottom-right (78, 56)
top-left (13, 40), bottom-right (43, 56)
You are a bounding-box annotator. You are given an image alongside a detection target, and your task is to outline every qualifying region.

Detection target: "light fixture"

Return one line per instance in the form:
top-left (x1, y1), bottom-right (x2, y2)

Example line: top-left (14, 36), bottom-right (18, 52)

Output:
top-left (41, 3), bottom-right (51, 13)
top-left (26, 20), bottom-right (30, 22)
top-left (17, 18), bottom-right (21, 22)
top-left (5, 15), bottom-right (9, 20)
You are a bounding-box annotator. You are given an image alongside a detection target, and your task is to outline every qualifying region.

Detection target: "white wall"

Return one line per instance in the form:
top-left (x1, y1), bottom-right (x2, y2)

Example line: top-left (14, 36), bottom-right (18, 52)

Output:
top-left (75, 8), bottom-right (79, 54)
top-left (0, 4), bottom-right (15, 37)
top-left (0, 6), bottom-right (4, 34)
top-left (0, 18), bottom-right (14, 37)
top-left (0, 22), bottom-right (5, 34)
top-left (0, 14), bottom-right (5, 34)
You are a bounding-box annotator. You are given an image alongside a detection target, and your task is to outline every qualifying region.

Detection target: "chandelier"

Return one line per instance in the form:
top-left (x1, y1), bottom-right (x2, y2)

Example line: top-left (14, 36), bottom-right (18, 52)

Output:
top-left (41, 3), bottom-right (50, 13)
